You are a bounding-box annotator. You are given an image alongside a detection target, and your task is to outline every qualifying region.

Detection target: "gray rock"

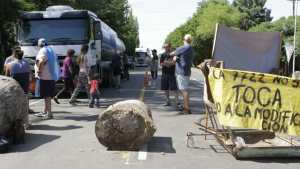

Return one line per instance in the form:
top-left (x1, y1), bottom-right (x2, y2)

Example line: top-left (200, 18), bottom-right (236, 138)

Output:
top-left (95, 100), bottom-right (156, 150)
top-left (0, 76), bottom-right (28, 143)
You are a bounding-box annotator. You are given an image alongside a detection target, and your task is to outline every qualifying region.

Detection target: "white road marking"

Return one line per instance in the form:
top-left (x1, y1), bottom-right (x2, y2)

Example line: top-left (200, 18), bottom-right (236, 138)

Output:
top-left (29, 99), bottom-right (43, 106)
top-left (121, 151), bottom-right (131, 165)
top-left (138, 144), bottom-right (148, 161)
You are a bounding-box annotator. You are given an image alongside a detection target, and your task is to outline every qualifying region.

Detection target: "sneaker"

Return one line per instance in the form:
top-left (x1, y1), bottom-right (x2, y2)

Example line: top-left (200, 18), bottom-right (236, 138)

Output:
top-left (176, 104), bottom-right (184, 111)
top-left (163, 102), bottom-right (170, 106)
top-left (34, 112), bottom-right (47, 117)
top-left (89, 104), bottom-right (94, 108)
top-left (53, 97), bottom-right (60, 104)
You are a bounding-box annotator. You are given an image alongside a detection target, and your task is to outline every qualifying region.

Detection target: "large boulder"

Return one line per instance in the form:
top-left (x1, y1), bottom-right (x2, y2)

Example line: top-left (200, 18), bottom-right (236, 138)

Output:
top-left (95, 100), bottom-right (156, 150)
top-left (0, 76), bottom-right (28, 143)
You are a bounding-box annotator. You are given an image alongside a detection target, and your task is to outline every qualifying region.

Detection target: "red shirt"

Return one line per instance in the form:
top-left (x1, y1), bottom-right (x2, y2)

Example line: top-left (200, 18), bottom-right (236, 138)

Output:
top-left (90, 80), bottom-right (98, 94)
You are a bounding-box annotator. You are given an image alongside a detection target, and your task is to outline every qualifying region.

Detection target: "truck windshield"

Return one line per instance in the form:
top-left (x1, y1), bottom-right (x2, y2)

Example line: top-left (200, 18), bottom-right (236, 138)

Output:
top-left (136, 52), bottom-right (147, 58)
top-left (19, 19), bottom-right (89, 44)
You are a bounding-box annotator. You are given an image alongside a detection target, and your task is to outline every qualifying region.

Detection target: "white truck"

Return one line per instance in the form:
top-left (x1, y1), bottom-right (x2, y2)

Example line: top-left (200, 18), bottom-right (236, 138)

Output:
top-left (17, 5), bottom-right (125, 89)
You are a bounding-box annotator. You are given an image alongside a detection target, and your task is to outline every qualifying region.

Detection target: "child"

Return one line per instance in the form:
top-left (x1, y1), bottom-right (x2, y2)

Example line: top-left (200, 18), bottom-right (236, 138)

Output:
top-left (89, 73), bottom-right (101, 108)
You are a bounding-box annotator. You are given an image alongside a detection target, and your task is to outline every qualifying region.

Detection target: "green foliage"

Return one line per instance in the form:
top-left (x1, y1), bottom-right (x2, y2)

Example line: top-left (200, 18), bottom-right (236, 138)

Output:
top-left (165, 0), bottom-right (242, 64)
top-left (233, 0), bottom-right (272, 30)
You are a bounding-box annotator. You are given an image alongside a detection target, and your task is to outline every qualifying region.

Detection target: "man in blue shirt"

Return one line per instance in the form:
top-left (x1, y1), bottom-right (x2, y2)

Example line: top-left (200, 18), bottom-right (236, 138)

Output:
top-left (171, 34), bottom-right (194, 114)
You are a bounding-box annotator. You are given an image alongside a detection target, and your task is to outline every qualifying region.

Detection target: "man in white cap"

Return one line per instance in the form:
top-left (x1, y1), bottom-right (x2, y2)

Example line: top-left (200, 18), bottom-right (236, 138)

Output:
top-left (34, 38), bottom-right (59, 119)
top-left (171, 34), bottom-right (194, 114)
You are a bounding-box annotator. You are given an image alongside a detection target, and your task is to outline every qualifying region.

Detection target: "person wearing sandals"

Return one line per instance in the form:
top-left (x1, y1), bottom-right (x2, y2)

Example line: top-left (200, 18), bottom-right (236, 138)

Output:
top-left (171, 34), bottom-right (194, 114)
top-left (160, 43), bottom-right (181, 109)
top-left (69, 45), bottom-right (90, 104)
top-left (34, 38), bottom-right (60, 119)
top-left (53, 49), bottom-right (75, 104)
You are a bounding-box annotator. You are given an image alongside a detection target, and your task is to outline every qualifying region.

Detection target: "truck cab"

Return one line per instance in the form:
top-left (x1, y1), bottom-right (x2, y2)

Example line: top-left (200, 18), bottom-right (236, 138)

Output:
top-left (17, 5), bottom-right (125, 90)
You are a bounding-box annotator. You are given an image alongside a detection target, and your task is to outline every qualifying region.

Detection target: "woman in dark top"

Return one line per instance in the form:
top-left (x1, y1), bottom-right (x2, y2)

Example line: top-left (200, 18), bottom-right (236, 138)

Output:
top-left (54, 49), bottom-right (75, 104)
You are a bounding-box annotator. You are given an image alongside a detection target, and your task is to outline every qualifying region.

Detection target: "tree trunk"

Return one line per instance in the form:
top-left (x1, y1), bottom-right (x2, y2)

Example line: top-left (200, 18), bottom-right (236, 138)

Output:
top-left (95, 100), bottom-right (156, 150)
top-left (0, 76), bottom-right (28, 143)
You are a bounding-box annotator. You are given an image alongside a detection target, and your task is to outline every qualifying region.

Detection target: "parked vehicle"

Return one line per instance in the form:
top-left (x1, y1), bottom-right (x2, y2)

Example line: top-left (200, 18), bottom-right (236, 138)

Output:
top-left (135, 48), bottom-right (151, 67)
top-left (17, 5), bottom-right (125, 89)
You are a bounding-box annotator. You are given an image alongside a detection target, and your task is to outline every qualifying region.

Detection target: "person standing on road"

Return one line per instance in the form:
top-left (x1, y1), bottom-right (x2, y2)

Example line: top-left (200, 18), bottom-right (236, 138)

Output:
top-left (122, 54), bottom-right (130, 80)
top-left (112, 54), bottom-right (122, 88)
top-left (54, 49), bottom-right (75, 104)
top-left (5, 48), bottom-right (31, 128)
top-left (69, 45), bottom-right (90, 104)
top-left (171, 34), bottom-right (194, 114)
top-left (150, 49), bottom-right (159, 80)
top-left (145, 53), bottom-right (152, 86)
top-left (160, 43), bottom-right (180, 108)
top-left (34, 38), bottom-right (60, 119)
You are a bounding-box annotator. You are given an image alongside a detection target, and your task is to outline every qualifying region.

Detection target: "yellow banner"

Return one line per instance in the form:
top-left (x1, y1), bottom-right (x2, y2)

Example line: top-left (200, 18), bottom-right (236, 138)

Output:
top-left (208, 68), bottom-right (300, 136)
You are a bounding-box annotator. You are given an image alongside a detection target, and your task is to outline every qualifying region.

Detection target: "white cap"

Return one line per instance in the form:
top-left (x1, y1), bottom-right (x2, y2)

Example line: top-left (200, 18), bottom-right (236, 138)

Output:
top-left (184, 34), bottom-right (192, 44)
top-left (38, 38), bottom-right (47, 47)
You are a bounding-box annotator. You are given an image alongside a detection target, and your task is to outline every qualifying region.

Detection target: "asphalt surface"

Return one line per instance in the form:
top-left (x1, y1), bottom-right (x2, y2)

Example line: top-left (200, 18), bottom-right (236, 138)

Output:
top-left (1, 67), bottom-right (300, 169)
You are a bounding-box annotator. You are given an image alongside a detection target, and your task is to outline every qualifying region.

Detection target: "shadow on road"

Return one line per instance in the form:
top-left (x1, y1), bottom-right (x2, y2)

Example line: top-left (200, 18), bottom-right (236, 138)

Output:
top-left (144, 76), bottom-right (205, 115)
top-left (148, 136), bottom-right (176, 154)
top-left (11, 133), bottom-right (60, 152)
top-left (240, 158), bottom-right (300, 164)
top-left (56, 114), bottom-right (99, 122)
top-left (29, 124), bottom-right (83, 131)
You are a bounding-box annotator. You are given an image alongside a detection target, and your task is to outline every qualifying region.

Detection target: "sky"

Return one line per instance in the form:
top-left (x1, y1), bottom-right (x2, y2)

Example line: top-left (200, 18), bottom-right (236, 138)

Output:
top-left (128, 0), bottom-right (298, 51)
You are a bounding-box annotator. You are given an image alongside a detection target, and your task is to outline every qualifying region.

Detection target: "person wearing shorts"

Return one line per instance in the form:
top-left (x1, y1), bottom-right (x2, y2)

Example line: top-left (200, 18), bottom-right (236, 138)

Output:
top-left (171, 34), bottom-right (194, 114)
top-left (160, 43), bottom-right (180, 109)
top-left (34, 38), bottom-right (59, 119)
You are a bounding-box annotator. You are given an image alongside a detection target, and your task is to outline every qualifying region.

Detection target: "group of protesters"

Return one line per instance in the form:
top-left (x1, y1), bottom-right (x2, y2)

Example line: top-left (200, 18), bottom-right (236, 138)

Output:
top-left (3, 33), bottom-right (194, 125)
top-left (3, 38), bottom-right (104, 120)
top-left (149, 34), bottom-right (194, 114)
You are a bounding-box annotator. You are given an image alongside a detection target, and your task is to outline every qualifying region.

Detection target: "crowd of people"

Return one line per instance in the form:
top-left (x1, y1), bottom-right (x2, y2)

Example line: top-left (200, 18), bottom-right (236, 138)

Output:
top-left (3, 39), bottom-right (104, 121)
top-left (155, 34), bottom-right (194, 114)
top-left (2, 33), bottom-right (194, 129)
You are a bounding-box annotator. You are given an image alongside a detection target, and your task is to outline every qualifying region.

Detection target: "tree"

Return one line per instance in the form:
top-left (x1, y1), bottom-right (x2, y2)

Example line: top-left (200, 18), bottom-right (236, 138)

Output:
top-left (233, 0), bottom-right (272, 30)
top-left (120, 9), bottom-right (140, 55)
top-left (0, 0), bottom-right (36, 70)
top-left (165, 0), bottom-right (242, 64)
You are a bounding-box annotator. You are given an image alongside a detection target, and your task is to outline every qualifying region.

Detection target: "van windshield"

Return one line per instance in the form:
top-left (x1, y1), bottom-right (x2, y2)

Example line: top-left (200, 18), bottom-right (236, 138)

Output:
top-left (19, 19), bottom-right (89, 44)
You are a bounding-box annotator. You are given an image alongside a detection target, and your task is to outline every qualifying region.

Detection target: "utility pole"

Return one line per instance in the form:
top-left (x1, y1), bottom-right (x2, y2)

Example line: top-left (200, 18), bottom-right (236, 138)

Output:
top-left (288, 0), bottom-right (300, 74)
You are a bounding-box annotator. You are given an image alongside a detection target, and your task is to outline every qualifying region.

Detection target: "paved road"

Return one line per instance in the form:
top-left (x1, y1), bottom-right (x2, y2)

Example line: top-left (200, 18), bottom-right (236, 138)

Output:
top-left (1, 67), bottom-right (300, 169)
